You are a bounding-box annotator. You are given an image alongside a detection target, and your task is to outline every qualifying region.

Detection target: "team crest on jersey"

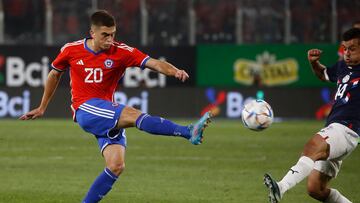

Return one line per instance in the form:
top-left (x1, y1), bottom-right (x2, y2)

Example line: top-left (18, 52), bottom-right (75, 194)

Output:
top-left (342, 75), bottom-right (350, 83)
top-left (104, 59), bottom-right (114, 68)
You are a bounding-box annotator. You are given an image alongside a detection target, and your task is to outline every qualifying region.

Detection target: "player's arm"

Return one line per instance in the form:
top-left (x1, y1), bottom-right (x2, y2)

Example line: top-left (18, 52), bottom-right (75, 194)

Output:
top-left (19, 69), bottom-right (63, 120)
top-left (307, 49), bottom-right (327, 81)
top-left (144, 58), bottom-right (189, 82)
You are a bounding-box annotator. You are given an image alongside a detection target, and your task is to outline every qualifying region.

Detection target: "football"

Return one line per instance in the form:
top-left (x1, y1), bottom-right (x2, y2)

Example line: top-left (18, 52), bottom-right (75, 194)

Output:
top-left (241, 99), bottom-right (274, 131)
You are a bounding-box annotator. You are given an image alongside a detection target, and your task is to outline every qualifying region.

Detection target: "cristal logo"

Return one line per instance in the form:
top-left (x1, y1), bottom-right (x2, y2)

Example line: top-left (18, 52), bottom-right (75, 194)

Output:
top-left (233, 51), bottom-right (298, 86)
top-left (0, 55), bottom-right (5, 84)
top-left (201, 88), bottom-right (226, 116)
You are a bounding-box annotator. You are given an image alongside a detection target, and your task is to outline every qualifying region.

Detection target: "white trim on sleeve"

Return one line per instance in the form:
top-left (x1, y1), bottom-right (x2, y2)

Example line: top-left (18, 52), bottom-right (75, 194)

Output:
top-left (323, 68), bottom-right (330, 81)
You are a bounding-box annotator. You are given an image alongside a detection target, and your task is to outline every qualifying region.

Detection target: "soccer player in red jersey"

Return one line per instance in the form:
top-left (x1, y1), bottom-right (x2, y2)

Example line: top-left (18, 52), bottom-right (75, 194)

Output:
top-left (20, 10), bottom-right (211, 203)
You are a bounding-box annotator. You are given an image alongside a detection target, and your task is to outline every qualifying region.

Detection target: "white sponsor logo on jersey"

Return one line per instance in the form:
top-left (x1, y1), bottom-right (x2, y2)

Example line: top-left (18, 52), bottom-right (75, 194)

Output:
top-left (342, 74), bottom-right (350, 83)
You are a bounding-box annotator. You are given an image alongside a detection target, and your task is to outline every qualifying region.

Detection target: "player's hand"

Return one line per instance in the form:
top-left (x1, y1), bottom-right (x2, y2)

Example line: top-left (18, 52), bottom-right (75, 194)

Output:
top-left (175, 69), bottom-right (189, 82)
top-left (19, 108), bottom-right (45, 120)
top-left (308, 49), bottom-right (322, 63)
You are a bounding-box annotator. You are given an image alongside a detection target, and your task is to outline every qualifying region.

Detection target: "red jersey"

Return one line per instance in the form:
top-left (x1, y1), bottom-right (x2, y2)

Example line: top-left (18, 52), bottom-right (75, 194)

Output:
top-left (52, 38), bottom-right (149, 111)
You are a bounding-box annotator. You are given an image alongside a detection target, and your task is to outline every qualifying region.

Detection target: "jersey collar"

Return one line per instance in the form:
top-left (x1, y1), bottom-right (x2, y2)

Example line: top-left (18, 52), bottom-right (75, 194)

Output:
top-left (348, 64), bottom-right (360, 70)
top-left (84, 38), bottom-right (104, 55)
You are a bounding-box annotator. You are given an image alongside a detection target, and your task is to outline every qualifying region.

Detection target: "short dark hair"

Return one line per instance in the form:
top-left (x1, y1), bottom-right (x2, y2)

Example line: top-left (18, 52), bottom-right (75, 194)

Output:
top-left (90, 10), bottom-right (115, 27)
top-left (342, 28), bottom-right (360, 42)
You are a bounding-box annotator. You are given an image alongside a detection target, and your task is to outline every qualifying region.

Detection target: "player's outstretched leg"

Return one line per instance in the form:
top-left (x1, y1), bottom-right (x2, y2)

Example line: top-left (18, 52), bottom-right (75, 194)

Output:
top-left (135, 111), bottom-right (212, 145)
top-left (189, 111), bottom-right (212, 145)
top-left (264, 173), bottom-right (282, 203)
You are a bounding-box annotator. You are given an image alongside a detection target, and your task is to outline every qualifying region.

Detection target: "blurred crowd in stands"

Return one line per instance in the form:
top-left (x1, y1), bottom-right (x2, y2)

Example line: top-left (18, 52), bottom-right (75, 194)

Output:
top-left (2, 0), bottom-right (360, 45)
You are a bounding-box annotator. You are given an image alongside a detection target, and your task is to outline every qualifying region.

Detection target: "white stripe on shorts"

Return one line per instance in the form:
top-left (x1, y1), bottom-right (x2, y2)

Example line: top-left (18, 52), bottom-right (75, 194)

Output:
top-left (79, 104), bottom-right (115, 117)
top-left (78, 106), bottom-right (114, 119)
top-left (82, 103), bottom-right (116, 114)
top-left (79, 105), bottom-right (114, 118)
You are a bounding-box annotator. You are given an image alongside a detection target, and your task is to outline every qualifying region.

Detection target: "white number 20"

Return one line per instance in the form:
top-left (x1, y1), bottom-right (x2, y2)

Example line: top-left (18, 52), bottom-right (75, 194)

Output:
top-left (85, 68), bottom-right (103, 83)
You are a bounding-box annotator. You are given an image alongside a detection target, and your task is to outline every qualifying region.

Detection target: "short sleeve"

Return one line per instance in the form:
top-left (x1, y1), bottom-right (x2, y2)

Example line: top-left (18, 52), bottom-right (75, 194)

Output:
top-left (51, 45), bottom-right (70, 72)
top-left (120, 43), bottom-right (149, 69)
top-left (133, 48), bottom-right (150, 70)
top-left (325, 61), bottom-right (340, 83)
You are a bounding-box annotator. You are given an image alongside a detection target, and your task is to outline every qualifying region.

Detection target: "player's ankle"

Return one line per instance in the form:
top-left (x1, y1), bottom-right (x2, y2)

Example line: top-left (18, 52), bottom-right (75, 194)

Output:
top-left (277, 182), bottom-right (286, 197)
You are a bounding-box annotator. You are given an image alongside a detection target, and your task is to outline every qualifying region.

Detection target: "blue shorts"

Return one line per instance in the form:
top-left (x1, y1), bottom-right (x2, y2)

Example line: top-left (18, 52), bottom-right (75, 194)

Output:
top-left (76, 98), bottom-right (127, 152)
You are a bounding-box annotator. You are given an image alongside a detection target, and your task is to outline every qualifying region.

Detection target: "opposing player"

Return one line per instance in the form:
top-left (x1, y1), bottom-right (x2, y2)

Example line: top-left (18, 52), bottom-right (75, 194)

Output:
top-left (20, 10), bottom-right (211, 203)
top-left (337, 21), bottom-right (360, 60)
top-left (264, 28), bottom-right (360, 203)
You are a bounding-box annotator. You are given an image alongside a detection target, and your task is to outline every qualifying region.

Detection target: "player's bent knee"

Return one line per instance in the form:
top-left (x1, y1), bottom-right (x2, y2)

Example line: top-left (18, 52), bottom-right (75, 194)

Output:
top-left (307, 184), bottom-right (319, 198)
top-left (307, 187), bottom-right (327, 201)
top-left (107, 162), bottom-right (125, 176)
top-left (307, 181), bottom-right (328, 201)
top-left (117, 106), bottom-right (142, 128)
top-left (303, 135), bottom-right (329, 160)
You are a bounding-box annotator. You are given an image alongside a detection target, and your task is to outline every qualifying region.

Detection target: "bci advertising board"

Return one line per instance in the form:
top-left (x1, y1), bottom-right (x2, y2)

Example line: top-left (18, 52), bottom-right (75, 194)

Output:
top-left (0, 46), bottom-right (196, 88)
top-left (0, 87), bottom-right (334, 120)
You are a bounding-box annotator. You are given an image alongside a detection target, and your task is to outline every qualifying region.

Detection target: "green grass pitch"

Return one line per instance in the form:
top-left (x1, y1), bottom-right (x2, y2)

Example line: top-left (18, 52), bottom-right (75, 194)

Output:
top-left (0, 119), bottom-right (359, 203)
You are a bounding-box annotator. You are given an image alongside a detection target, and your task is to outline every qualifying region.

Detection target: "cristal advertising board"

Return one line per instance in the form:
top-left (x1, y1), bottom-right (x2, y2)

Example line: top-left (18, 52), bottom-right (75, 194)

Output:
top-left (197, 44), bottom-right (339, 87)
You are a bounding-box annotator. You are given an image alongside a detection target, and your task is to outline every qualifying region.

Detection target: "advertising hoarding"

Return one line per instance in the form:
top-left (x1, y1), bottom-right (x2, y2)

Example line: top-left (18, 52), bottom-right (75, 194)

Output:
top-left (197, 44), bottom-right (338, 87)
top-left (0, 46), bottom-right (196, 88)
top-left (0, 87), bottom-right (334, 120)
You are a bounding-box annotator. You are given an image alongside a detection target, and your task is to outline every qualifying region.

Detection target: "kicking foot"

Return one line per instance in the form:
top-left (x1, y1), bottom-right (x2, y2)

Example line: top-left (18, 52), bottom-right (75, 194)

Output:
top-left (189, 111), bottom-right (212, 145)
top-left (264, 173), bottom-right (281, 203)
